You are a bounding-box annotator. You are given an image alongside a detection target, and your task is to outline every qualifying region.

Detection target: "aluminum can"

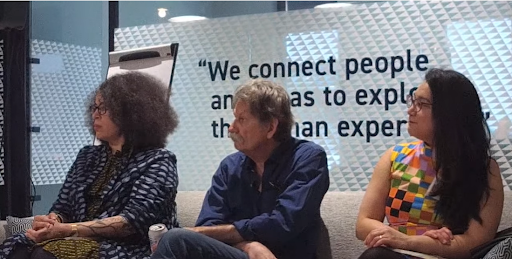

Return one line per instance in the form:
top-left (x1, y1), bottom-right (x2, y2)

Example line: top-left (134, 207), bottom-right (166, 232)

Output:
top-left (148, 223), bottom-right (168, 253)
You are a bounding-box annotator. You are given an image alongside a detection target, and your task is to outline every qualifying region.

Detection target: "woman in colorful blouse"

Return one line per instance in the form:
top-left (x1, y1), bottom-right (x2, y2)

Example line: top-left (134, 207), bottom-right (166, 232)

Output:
top-left (356, 68), bottom-right (504, 259)
top-left (1, 72), bottom-right (180, 259)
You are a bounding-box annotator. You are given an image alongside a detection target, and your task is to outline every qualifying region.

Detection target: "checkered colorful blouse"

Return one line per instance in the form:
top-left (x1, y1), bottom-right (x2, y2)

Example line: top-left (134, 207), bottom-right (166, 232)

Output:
top-left (385, 141), bottom-right (445, 235)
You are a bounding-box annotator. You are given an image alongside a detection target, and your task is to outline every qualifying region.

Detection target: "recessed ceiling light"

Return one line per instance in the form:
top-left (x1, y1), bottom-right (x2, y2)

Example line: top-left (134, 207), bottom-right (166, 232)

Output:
top-left (168, 15), bottom-right (207, 23)
top-left (314, 3), bottom-right (353, 9)
top-left (157, 8), bottom-right (168, 18)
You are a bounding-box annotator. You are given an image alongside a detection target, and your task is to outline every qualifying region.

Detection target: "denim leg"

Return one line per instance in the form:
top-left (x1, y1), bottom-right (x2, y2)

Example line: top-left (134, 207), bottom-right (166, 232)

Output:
top-left (151, 228), bottom-right (250, 259)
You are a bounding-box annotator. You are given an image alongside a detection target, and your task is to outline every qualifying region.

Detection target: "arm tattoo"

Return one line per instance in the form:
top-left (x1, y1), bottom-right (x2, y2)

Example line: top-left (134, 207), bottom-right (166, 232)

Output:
top-left (77, 216), bottom-right (136, 239)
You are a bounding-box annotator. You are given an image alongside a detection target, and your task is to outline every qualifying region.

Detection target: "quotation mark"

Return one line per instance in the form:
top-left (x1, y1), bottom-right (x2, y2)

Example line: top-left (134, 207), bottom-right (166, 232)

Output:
top-left (198, 59), bottom-right (207, 67)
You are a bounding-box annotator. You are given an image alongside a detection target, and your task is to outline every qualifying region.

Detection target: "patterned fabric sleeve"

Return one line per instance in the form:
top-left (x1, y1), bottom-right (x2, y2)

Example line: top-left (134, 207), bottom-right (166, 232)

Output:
top-left (118, 150), bottom-right (178, 236)
top-left (49, 146), bottom-right (90, 221)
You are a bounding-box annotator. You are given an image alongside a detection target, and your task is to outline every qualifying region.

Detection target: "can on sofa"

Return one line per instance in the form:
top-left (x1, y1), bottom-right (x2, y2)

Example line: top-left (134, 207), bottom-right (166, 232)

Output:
top-left (149, 223), bottom-right (168, 253)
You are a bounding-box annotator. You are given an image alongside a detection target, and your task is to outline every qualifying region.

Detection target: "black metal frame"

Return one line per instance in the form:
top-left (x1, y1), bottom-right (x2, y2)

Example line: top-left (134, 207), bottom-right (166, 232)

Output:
top-left (0, 1), bottom-right (32, 218)
top-left (109, 1), bottom-right (119, 52)
top-left (277, 1), bottom-right (286, 12)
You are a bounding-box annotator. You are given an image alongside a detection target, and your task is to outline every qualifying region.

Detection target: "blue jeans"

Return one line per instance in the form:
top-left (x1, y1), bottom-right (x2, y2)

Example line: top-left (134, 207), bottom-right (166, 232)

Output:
top-left (151, 228), bottom-right (250, 259)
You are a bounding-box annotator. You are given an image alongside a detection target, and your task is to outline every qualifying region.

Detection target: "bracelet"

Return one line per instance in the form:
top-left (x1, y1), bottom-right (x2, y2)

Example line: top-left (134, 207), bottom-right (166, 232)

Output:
top-left (50, 212), bottom-right (64, 223)
top-left (70, 224), bottom-right (79, 237)
top-left (56, 214), bottom-right (64, 223)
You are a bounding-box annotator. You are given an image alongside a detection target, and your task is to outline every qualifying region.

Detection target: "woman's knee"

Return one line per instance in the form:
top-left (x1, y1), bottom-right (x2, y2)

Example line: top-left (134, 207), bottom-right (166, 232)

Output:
top-left (8, 245), bottom-right (31, 259)
top-left (30, 247), bottom-right (56, 259)
top-left (358, 247), bottom-right (406, 259)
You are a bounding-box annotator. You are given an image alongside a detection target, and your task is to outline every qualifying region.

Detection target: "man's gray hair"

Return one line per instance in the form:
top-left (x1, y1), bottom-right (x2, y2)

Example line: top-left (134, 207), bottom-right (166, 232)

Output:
top-left (233, 79), bottom-right (294, 142)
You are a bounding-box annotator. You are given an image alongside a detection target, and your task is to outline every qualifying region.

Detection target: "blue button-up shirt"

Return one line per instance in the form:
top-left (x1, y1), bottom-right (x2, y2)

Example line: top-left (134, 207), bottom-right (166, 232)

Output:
top-left (196, 137), bottom-right (330, 259)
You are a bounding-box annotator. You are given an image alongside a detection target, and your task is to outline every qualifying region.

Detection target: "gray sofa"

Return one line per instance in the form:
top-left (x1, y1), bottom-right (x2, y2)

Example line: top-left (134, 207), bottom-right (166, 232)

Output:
top-left (0, 191), bottom-right (510, 259)
top-left (175, 191), bottom-right (512, 259)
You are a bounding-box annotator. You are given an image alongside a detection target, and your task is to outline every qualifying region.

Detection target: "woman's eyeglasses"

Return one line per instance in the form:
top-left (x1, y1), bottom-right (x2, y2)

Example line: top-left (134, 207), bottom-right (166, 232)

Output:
top-left (406, 95), bottom-right (432, 112)
top-left (89, 104), bottom-right (107, 115)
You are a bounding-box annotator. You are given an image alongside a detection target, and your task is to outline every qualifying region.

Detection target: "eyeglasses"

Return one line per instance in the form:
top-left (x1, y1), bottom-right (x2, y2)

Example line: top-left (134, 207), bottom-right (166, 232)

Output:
top-left (89, 104), bottom-right (107, 115)
top-left (406, 95), bottom-right (432, 112)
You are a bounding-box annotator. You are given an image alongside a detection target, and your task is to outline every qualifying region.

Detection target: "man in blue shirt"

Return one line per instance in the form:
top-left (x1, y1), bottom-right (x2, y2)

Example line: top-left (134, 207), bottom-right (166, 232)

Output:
top-left (152, 79), bottom-right (330, 259)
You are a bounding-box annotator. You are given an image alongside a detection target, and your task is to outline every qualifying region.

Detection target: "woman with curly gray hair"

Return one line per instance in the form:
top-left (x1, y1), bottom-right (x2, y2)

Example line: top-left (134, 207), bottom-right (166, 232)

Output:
top-left (0, 72), bottom-right (180, 259)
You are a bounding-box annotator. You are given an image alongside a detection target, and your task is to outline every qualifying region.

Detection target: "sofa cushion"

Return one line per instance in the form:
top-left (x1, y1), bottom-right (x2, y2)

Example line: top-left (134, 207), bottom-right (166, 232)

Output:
top-left (6, 216), bottom-right (34, 237)
top-left (483, 237), bottom-right (512, 259)
top-left (176, 191), bottom-right (204, 227)
top-left (318, 192), bottom-right (367, 259)
top-left (0, 221), bottom-right (7, 242)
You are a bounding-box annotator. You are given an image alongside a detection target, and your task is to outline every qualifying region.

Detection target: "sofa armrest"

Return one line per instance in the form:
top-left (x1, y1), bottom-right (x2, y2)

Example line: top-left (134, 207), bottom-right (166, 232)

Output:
top-left (0, 221), bottom-right (7, 242)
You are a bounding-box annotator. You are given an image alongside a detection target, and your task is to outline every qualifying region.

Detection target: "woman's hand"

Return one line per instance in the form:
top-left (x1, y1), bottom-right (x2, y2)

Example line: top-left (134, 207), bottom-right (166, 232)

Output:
top-left (32, 213), bottom-right (60, 231)
top-left (26, 222), bottom-right (72, 243)
top-left (423, 227), bottom-right (453, 245)
top-left (364, 226), bottom-right (411, 250)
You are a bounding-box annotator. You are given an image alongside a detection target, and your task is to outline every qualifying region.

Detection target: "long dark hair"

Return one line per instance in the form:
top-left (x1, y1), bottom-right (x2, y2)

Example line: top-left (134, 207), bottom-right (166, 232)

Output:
top-left (427, 68), bottom-right (491, 233)
top-left (86, 72), bottom-right (179, 150)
